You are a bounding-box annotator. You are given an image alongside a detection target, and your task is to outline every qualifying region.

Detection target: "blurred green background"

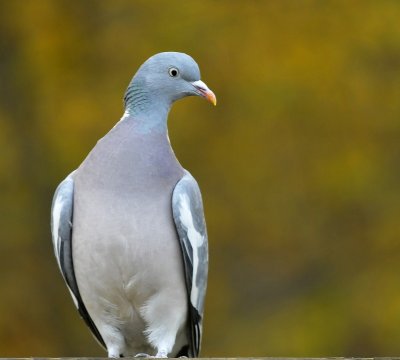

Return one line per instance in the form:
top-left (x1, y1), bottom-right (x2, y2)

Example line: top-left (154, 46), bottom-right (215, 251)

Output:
top-left (1, 0), bottom-right (400, 357)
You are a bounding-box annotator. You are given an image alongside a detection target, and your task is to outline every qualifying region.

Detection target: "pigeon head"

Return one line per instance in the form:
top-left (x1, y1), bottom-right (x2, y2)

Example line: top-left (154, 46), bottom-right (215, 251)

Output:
top-left (124, 52), bottom-right (216, 117)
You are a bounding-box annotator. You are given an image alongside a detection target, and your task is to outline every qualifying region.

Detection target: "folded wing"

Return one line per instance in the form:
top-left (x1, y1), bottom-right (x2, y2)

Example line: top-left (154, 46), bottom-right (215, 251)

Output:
top-left (172, 171), bottom-right (209, 357)
top-left (50, 172), bottom-right (106, 348)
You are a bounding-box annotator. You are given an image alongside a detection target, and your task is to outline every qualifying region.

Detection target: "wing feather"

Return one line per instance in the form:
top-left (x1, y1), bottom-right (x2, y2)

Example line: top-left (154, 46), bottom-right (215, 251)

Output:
top-left (51, 172), bottom-right (106, 348)
top-left (172, 171), bottom-right (208, 357)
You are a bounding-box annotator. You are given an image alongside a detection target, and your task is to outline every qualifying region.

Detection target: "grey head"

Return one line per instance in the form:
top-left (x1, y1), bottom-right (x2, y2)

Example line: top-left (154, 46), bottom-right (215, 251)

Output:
top-left (124, 52), bottom-right (216, 130)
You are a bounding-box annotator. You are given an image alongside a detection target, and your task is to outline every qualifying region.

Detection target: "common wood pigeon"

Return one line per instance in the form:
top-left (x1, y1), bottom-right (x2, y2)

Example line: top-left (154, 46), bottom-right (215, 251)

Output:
top-left (51, 52), bottom-right (215, 358)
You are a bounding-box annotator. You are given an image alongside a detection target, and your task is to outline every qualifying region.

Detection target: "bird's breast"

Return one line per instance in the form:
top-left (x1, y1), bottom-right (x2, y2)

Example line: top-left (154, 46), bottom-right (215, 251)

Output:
top-left (77, 121), bottom-right (184, 195)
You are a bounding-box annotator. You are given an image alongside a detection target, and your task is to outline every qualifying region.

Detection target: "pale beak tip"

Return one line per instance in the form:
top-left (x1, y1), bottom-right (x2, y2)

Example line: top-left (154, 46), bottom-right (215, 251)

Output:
top-left (209, 92), bottom-right (217, 106)
top-left (191, 80), bottom-right (217, 107)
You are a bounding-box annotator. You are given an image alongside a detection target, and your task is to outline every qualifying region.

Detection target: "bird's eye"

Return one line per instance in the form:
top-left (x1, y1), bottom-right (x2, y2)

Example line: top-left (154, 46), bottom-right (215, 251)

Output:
top-left (168, 67), bottom-right (179, 77)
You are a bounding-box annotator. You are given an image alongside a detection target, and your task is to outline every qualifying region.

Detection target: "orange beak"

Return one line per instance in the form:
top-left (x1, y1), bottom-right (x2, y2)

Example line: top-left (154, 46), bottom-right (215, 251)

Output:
top-left (191, 80), bottom-right (217, 106)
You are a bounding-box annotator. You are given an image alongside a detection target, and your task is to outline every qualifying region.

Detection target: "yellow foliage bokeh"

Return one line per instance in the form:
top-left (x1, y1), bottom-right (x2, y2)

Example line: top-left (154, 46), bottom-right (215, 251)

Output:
top-left (1, 0), bottom-right (400, 357)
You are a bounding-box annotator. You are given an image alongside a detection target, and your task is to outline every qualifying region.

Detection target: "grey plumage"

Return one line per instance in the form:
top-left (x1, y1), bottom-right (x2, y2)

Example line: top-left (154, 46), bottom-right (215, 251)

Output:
top-left (51, 173), bottom-right (106, 348)
top-left (51, 52), bottom-right (215, 358)
top-left (172, 171), bottom-right (208, 355)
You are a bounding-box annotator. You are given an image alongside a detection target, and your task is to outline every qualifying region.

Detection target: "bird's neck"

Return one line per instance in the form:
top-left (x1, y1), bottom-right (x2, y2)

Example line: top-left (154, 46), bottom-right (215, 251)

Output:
top-left (124, 82), bottom-right (171, 134)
